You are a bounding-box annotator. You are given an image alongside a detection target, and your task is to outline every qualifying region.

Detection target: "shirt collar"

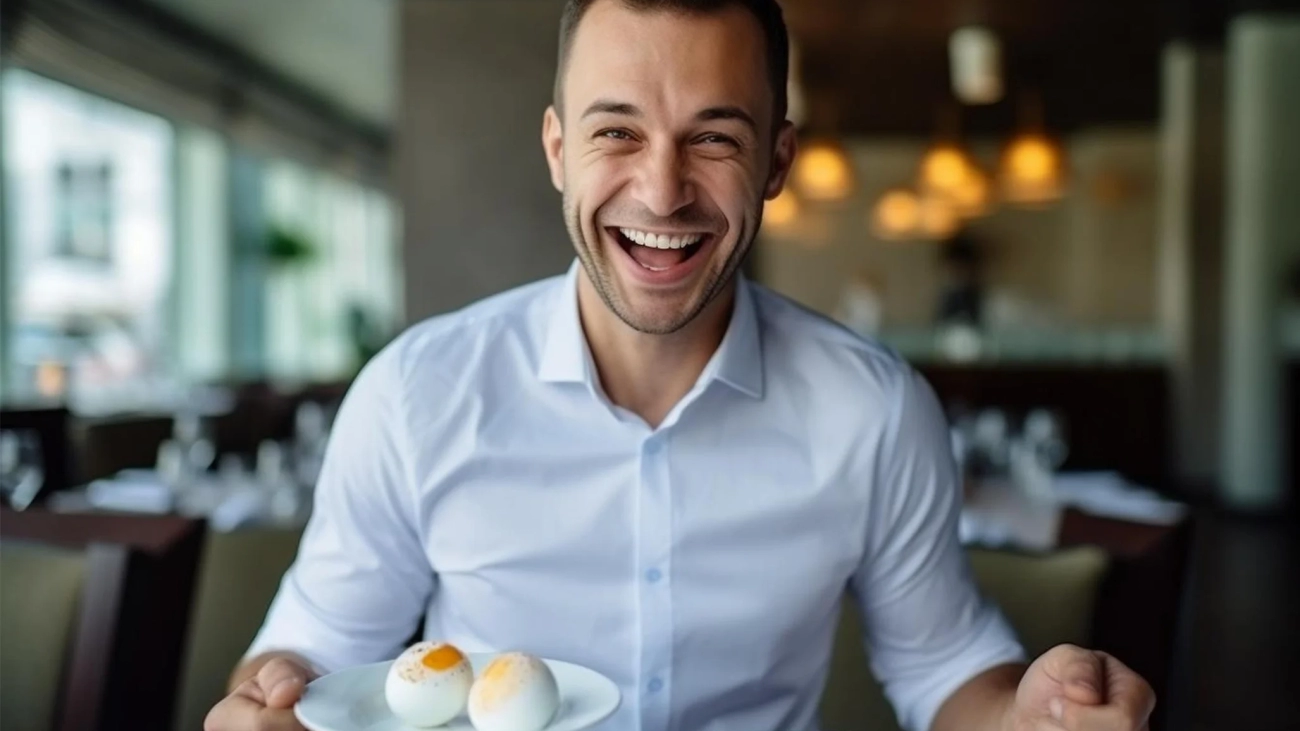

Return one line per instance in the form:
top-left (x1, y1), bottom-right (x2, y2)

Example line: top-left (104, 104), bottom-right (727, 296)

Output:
top-left (537, 261), bottom-right (593, 385)
top-left (537, 260), bottom-right (764, 399)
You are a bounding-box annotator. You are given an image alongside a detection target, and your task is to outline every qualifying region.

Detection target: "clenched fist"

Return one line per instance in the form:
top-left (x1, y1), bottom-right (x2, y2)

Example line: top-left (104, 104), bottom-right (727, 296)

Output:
top-left (1009, 644), bottom-right (1156, 731)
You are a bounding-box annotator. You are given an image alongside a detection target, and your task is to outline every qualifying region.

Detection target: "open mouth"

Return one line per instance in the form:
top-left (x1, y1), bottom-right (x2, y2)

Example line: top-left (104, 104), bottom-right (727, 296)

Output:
top-left (609, 227), bottom-right (711, 272)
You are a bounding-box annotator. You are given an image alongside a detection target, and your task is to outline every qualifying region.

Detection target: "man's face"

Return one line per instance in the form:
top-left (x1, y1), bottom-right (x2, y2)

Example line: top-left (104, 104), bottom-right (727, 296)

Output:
top-left (543, 1), bottom-right (796, 334)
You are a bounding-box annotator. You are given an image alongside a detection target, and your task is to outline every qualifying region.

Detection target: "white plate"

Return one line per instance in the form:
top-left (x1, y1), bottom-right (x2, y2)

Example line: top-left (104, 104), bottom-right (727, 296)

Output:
top-left (295, 653), bottom-right (621, 731)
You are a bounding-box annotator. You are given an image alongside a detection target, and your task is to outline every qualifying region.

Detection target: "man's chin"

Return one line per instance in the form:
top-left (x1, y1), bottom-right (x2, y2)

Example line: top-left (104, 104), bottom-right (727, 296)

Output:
top-left (607, 292), bottom-right (701, 335)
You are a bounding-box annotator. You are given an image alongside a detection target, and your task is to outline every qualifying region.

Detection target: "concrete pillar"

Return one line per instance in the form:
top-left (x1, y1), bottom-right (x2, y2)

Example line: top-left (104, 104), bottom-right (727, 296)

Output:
top-left (398, 0), bottom-right (572, 322)
top-left (1221, 13), bottom-right (1300, 510)
top-left (1158, 42), bottom-right (1226, 494)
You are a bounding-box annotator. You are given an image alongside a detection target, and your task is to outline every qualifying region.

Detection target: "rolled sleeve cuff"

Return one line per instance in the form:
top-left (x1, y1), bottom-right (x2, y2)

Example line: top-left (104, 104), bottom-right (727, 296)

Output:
top-left (242, 573), bottom-right (361, 677)
top-left (891, 610), bottom-right (1027, 731)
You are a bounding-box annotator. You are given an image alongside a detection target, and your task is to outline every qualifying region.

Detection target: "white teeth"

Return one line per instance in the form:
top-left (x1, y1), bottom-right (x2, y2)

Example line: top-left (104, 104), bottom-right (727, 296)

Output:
top-left (619, 228), bottom-right (704, 250)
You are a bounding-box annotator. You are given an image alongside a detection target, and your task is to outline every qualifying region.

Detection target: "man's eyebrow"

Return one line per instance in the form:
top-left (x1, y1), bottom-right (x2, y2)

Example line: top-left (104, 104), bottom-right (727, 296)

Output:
top-left (581, 100), bottom-right (641, 119)
top-left (696, 106), bottom-right (757, 132)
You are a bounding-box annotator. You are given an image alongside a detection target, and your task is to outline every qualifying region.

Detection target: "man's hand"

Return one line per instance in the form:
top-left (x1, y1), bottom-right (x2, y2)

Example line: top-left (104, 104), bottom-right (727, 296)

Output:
top-left (204, 655), bottom-right (318, 731)
top-left (1009, 644), bottom-right (1155, 731)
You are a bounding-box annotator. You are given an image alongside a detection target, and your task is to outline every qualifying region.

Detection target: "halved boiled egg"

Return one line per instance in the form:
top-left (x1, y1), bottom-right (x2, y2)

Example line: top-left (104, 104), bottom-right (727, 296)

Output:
top-left (384, 641), bottom-right (473, 727)
top-left (467, 652), bottom-right (560, 731)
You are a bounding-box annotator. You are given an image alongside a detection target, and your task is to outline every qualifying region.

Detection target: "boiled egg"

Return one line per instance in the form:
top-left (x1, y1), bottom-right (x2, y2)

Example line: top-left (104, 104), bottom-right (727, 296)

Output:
top-left (467, 652), bottom-right (560, 731)
top-left (385, 641), bottom-right (473, 728)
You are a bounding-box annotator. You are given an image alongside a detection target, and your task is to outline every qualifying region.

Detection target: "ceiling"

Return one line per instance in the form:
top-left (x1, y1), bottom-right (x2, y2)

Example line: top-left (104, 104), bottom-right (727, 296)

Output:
top-left (134, 0), bottom-right (1176, 137)
top-left (145, 0), bottom-right (395, 129)
top-left (782, 0), bottom-right (1170, 135)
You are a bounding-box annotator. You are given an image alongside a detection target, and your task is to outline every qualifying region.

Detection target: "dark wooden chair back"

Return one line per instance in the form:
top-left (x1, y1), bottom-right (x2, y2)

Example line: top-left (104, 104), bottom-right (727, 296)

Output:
top-left (69, 415), bottom-right (174, 484)
top-left (0, 508), bottom-right (206, 731)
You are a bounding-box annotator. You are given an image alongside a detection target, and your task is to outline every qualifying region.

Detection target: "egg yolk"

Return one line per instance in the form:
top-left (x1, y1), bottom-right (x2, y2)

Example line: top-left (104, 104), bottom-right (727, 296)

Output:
top-left (473, 655), bottom-right (520, 711)
top-left (421, 644), bottom-right (466, 671)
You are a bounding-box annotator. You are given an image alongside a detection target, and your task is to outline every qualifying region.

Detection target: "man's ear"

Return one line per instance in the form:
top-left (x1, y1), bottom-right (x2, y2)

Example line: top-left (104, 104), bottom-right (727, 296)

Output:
top-left (542, 106), bottom-right (565, 193)
top-left (763, 120), bottom-right (797, 200)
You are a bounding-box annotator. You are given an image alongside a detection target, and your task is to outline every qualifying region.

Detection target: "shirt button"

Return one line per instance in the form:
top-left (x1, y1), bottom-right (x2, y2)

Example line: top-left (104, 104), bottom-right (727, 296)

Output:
top-left (645, 568), bottom-right (662, 583)
top-left (648, 677), bottom-right (664, 693)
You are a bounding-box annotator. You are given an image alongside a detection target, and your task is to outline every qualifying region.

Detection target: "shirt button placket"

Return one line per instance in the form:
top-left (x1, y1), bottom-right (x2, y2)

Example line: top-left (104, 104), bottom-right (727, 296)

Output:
top-left (637, 433), bottom-right (674, 731)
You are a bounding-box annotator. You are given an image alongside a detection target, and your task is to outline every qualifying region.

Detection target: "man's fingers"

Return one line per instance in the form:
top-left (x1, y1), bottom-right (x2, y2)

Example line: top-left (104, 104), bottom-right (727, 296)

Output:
top-left (204, 690), bottom-right (305, 731)
top-left (205, 690), bottom-right (260, 731)
top-left (1046, 645), bottom-right (1105, 705)
top-left (1053, 697), bottom-right (1148, 731)
top-left (1028, 717), bottom-right (1069, 731)
top-left (256, 658), bottom-right (311, 710)
top-left (1099, 652), bottom-right (1157, 720)
top-left (252, 709), bottom-right (307, 731)
top-left (232, 677), bottom-right (267, 705)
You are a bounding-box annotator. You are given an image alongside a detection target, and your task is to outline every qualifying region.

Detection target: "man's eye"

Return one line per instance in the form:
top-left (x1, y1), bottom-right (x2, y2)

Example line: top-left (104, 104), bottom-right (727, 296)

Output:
top-left (698, 134), bottom-right (737, 146)
top-left (599, 129), bottom-right (633, 141)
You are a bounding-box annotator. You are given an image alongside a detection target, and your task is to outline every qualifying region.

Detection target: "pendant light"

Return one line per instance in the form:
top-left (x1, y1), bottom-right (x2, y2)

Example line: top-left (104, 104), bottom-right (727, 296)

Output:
top-left (917, 104), bottom-right (993, 218)
top-left (919, 195), bottom-right (961, 239)
top-left (792, 91), bottom-right (854, 202)
top-left (871, 188), bottom-right (922, 240)
top-left (949, 26), bottom-right (1003, 105)
top-left (794, 138), bottom-right (854, 202)
top-left (1000, 93), bottom-right (1066, 206)
top-left (764, 187), bottom-right (800, 230)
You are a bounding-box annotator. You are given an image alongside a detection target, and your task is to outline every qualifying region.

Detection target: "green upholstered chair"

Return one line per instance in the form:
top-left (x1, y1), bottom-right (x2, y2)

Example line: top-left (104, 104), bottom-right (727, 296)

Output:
top-left (2, 511), bottom-right (205, 731)
top-left (820, 546), bottom-right (1110, 731)
top-left (174, 527), bottom-right (305, 731)
top-left (0, 542), bottom-right (88, 731)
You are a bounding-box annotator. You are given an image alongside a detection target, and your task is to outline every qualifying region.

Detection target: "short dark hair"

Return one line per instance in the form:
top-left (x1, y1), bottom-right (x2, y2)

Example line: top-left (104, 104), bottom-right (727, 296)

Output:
top-left (554, 0), bottom-right (789, 125)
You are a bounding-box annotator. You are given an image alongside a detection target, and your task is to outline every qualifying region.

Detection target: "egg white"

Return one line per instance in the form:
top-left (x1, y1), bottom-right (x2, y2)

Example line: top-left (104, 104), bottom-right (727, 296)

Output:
top-left (384, 641), bottom-right (473, 728)
top-left (467, 652), bottom-right (560, 731)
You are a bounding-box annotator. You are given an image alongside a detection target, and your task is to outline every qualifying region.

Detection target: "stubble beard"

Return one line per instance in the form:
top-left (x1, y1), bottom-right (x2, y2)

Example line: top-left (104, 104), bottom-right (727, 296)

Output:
top-left (562, 191), bottom-right (759, 336)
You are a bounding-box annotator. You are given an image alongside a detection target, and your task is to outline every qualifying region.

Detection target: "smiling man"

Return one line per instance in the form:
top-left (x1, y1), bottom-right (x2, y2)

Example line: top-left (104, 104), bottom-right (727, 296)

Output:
top-left (206, 1), bottom-right (1156, 730)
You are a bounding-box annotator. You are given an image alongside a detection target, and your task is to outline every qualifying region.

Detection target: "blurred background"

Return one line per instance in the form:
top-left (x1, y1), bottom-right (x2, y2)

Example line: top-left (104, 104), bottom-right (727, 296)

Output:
top-left (0, 0), bottom-right (1296, 730)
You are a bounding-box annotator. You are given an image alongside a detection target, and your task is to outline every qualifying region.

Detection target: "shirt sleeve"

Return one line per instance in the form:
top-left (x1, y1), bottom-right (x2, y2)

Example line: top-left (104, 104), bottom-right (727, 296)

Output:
top-left (851, 367), bottom-right (1026, 731)
top-left (245, 344), bottom-right (434, 673)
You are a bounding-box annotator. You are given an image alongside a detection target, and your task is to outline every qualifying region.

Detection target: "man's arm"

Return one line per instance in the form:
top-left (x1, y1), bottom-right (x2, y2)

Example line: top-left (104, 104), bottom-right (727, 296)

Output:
top-left (931, 663), bottom-right (1023, 731)
top-left (240, 344), bottom-right (435, 673)
top-left (852, 368), bottom-right (1155, 731)
top-left (850, 367), bottom-right (1027, 731)
top-left (933, 646), bottom-right (1156, 731)
top-left (207, 344), bottom-right (436, 730)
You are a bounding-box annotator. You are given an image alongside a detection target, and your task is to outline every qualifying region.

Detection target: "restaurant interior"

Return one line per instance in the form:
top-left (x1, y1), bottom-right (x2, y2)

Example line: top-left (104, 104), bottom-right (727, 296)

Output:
top-left (1, 0), bottom-right (1297, 729)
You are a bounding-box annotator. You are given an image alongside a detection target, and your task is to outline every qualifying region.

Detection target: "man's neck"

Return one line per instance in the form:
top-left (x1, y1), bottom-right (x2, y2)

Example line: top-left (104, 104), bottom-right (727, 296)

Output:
top-left (576, 274), bottom-right (735, 429)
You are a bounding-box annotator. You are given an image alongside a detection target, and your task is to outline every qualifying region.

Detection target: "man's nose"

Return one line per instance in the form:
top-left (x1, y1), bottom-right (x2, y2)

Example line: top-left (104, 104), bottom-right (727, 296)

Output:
top-left (633, 145), bottom-right (696, 218)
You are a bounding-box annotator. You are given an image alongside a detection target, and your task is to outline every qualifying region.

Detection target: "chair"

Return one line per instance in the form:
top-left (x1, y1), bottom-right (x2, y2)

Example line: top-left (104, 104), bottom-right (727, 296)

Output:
top-left (174, 527), bottom-right (305, 731)
top-left (0, 508), bottom-right (206, 731)
top-left (820, 545), bottom-right (1110, 731)
top-left (70, 414), bottom-right (174, 484)
top-left (0, 542), bottom-right (87, 731)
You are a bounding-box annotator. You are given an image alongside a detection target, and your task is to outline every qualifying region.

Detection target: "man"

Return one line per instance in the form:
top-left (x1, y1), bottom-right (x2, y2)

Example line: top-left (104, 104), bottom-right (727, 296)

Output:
top-left (207, 1), bottom-right (1156, 729)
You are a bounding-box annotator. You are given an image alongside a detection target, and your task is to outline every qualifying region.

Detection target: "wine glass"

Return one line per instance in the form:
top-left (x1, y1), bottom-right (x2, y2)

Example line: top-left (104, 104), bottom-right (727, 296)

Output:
top-left (0, 430), bottom-right (45, 511)
top-left (1023, 408), bottom-right (1069, 473)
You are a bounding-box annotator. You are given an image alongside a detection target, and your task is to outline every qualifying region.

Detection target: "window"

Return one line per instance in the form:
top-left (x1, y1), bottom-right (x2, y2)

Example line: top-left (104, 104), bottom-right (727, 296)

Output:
top-left (1, 68), bottom-right (400, 404)
top-left (54, 160), bottom-right (114, 262)
top-left (3, 69), bottom-right (175, 403)
top-left (262, 158), bottom-right (401, 382)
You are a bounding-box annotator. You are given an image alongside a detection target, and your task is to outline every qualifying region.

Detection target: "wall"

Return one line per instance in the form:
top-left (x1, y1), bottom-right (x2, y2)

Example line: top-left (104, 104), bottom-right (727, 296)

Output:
top-left (758, 128), bottom-right (1162, 330)
top-left (395, 1), bottom-right (1164, 331)
top-left (398, 0), bottom-right (573, 323)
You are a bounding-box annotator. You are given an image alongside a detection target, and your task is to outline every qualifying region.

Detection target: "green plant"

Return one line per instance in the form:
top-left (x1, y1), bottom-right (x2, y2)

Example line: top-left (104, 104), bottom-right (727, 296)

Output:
top-left (265, 226), bottom-right (316, 267)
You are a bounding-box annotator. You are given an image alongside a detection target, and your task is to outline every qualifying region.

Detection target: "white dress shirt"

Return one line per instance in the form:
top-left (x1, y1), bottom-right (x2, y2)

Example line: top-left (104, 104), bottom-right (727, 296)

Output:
top-left (248, 262), bottom-right (1025, 731)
